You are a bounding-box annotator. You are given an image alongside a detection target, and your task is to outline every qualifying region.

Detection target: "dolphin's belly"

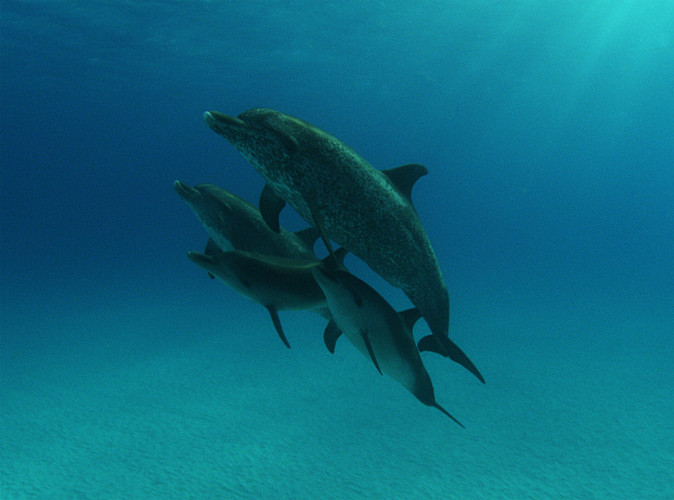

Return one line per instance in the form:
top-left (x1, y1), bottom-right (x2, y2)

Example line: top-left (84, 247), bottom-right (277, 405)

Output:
top-left (225, 273), bottom-right (325, 312)
top-left (270, 282), bottom-right (326, 311)
top-left (340, 323), bottom-right (420, 395)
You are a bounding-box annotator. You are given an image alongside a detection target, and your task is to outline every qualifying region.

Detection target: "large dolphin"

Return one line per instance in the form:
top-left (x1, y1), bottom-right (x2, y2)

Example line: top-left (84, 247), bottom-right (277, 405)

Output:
top-left (174, 181), bottom-right (318, 259)
top-left (312, 266), bottom-right (464, 427)
top-left (203, 108), bottom-right (483, 383)
top-left (187, 249), bottom-right (344, 348)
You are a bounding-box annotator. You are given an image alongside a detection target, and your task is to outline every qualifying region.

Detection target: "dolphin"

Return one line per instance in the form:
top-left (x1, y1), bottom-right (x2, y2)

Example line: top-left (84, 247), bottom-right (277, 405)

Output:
top-left (174, 180), bottom-right (319, 259)
top-left (312, 265), bottom-right (464, 427)
top-left (203, 108), bottom-right (484, 383)
top-left (187, 249), bottom-right (345, 348)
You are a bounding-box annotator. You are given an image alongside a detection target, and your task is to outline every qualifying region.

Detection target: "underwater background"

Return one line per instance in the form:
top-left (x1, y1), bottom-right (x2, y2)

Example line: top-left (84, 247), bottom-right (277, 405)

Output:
top-left (1, 1), bottom-right (673, 498)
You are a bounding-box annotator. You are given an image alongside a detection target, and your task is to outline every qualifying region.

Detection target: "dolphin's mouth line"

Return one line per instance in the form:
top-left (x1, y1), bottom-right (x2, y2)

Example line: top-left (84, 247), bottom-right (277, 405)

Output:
top-left (187, 251), bottom-right (214, 266)
top-left (203, 111), bottom-right (246, 130)
top-left (173, 180), bottom-right (201, 201)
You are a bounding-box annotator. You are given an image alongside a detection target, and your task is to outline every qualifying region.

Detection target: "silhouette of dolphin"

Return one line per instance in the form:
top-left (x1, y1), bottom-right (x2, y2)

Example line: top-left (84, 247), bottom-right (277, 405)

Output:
top-left (203, 108), bottom-right (483, 383)
top-left (174, 180), bottom-right (318, 259)
top-left (312, 266), bottom-right (464, 427)
top-left (187, 249), bottom-right (345, 348)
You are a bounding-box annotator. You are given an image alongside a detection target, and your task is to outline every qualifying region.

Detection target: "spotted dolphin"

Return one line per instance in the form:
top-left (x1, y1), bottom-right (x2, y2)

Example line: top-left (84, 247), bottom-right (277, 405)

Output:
top-left (203, 108), bottom-right (483, 383)
top-left (187, 249), bottom-right (346, 348)
top-left (174, 181), bottom-right (318, 259)
top-left (312, 266), bottom-right (464, 427)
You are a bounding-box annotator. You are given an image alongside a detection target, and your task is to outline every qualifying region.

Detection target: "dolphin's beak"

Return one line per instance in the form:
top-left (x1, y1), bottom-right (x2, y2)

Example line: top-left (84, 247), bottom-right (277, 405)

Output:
top-left (187, 251), bottom-right (216, 268)
top-left (312, 266), bottom-right (339, 285)
top-left (203, 111), bottom-right (246, 133)
top-left (311, 266), bottom-right (327, 282)
top-left (173, 180), bottom-right (201, 202)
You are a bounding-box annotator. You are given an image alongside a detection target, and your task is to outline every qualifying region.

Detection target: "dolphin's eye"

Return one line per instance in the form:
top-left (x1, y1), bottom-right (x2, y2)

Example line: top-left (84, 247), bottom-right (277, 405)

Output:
top-left (264, 117), bottom-right (300, 154)
top-left (218, 201), bottom-right (233, 216)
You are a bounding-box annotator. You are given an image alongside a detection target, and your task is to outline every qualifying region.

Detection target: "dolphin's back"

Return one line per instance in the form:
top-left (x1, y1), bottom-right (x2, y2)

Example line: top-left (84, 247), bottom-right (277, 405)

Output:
top-left (233, 110), bottom-right (449, 339)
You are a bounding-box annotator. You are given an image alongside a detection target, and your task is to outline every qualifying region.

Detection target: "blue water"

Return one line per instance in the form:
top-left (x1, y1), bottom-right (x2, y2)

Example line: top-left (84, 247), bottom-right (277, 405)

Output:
top-left (1, 1), bottom-right (673, 498)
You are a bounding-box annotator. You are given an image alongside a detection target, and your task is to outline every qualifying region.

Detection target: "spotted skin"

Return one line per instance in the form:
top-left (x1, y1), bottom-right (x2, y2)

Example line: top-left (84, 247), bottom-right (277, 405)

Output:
top-left (204, 108), bottom-right (482, 382)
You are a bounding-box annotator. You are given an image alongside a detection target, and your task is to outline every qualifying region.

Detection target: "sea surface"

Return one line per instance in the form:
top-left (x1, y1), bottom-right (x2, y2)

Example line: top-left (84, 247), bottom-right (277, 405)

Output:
top-left (1, 1), bottom-right (673, 498)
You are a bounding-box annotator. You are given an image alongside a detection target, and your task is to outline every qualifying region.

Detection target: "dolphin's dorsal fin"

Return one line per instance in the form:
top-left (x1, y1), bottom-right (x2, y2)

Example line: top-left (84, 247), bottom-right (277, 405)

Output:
top-left (399, 308), bottom-right (422, 331)
top-left (259, 183), bottom-right (285, 233)
top-left (323, 320), bottom-right (342, 353)
top-left (203, 239), bottom-right (222, 279)
top-left (294, 227), bottom-right (320, 253)
top-left (361, 329), bottom-right (383, 375)
top-left (204, 238), bottom-right (222, 256)
top-left (382, 164), bottom-right (428, 205)
top-left (266, 305), bottom-right (291, 349)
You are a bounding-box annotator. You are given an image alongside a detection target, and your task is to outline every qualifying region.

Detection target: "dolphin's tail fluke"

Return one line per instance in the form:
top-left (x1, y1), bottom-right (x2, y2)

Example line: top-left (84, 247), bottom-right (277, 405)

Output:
top-left (433, 402), bottom-right (465, 428)
top-left (418, 335), bottom-right (485, 384)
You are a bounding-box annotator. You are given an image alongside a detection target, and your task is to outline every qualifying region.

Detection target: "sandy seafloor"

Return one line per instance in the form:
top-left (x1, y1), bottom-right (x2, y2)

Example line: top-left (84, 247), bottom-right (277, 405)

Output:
top-left (1, 1), bottom-right (673, 498)
top-left (2, 281), bottom-right (671, 499)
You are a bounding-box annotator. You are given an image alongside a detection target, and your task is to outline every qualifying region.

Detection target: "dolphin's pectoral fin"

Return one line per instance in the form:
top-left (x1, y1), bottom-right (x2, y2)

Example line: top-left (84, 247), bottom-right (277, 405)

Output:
top-left (203, 238), bottom-right (222, 279)
top-left (360, 329), bottom-right (383, 375)
top-left (433, 402), bottom-right (465, 428)
top-left (260, 184), bottom-right (285, 233)
top-left (332, 247), bottom-right (348, 268)
top-left (308, 203), bottom-right (338, 264)
top-left (320, 248), bottom-right (348, 272)
top-left (418, 335), bottom-right (485, 384)
top-left (264, 119), bottom-right (300, 153)
top-left (382, 164), bottom-right (428, 206)
top-left (266, 305), bottom-right (291, 349)
top-left (323, 320), bottom-right (342, 354)
top-left (216, 199), bottom-right (233, 216)
top-left (294, 227), bottom-right (321, 253)
top-left (399, 308), bottom-right (422, 332)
